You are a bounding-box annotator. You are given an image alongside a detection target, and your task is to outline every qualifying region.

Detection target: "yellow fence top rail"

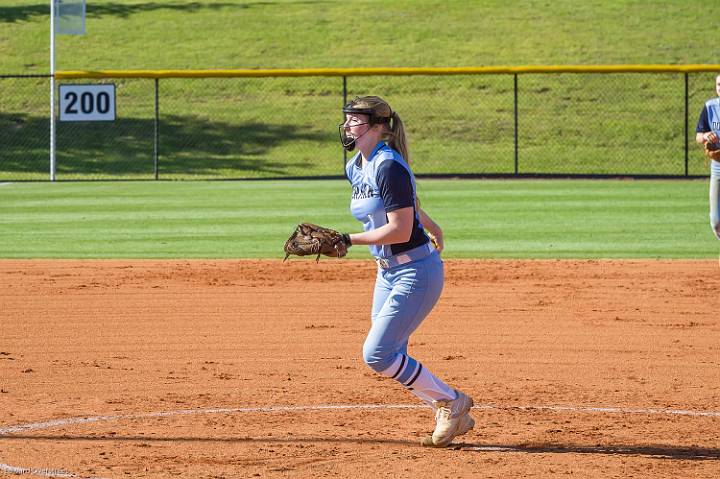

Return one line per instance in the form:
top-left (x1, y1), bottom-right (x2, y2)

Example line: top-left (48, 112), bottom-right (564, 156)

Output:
top-left (55, 64), bottom-right (720, 79)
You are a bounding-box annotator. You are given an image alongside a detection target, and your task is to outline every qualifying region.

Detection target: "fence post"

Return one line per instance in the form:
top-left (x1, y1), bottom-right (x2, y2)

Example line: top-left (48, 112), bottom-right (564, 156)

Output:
top-left (154, 78), bottom-right (159, 180)
top-left (684, 72), bottom-right (689, 177)
top-left (514, 73), bottom-right (519, 175)
top-left (50, 0), bottom-right (56, 181)
top-left (342, 76), bottom-right (347, 168)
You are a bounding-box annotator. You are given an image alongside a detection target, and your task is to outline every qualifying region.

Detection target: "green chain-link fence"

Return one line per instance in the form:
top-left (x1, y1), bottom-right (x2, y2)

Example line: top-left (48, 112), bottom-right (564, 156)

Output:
top-left (1, 68), bottom-right (717, 180)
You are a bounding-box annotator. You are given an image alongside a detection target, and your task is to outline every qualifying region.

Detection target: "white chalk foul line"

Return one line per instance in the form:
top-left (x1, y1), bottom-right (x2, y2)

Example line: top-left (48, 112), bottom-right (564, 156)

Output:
top-left (2, 402), bottom-right (719, 437)
top-left (1, 402), bottom-right (718, 477)
top-left (0, 405), bottom-right (422, 436)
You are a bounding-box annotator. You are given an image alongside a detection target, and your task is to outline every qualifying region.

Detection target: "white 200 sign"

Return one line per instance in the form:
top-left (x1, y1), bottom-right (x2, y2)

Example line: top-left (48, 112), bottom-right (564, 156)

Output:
top-left (59, 84), bottom-right (116, 122)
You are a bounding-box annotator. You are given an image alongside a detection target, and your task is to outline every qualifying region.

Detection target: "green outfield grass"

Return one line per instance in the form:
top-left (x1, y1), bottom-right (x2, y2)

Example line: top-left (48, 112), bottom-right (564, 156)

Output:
top-left (0, 0), bottom-right (714, 72)
top-left (0, 179), bottom-right (715, 259)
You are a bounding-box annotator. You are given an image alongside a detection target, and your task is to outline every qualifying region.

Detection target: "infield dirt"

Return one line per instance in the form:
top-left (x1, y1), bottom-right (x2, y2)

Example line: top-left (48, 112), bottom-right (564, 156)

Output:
top-left (1, 259), bottom-right (718, 478)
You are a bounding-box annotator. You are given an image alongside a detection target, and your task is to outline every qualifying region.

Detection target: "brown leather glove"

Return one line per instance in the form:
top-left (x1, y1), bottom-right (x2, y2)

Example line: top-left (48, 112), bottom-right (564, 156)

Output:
top-left (704, 143), bottom-right (720, 162)
top-left (283, 223), bottom-right (350, 262)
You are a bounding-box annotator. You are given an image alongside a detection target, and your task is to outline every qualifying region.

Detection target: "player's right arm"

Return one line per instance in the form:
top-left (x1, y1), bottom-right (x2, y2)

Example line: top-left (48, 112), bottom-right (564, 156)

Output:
top-left (418, 207), bottom-right (444, 253)
top-left (698, 131), bottom-right (718, 144)
top-left (696, 107), bottom-right (717, 144)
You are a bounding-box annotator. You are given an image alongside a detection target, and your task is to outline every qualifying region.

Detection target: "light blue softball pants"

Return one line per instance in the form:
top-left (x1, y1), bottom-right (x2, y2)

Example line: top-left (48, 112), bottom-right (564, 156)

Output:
top-left (362, 251), bottom-right (444, 374)
top-left (710, 170), bottom-right (720, 240)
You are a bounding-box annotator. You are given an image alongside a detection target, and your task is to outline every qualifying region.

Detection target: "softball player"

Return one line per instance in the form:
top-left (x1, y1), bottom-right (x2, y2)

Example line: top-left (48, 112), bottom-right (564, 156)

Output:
top-left (338, 96), bottom-right (474, 447)
top-left (695, 74), bottom-right (720, 241)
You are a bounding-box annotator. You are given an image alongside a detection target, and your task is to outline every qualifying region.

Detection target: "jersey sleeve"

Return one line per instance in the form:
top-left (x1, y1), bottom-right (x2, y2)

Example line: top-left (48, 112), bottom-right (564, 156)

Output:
top-left (697, 106), bottom-right (710, 133)
top-left (376, 160), bottom-right (415, 213)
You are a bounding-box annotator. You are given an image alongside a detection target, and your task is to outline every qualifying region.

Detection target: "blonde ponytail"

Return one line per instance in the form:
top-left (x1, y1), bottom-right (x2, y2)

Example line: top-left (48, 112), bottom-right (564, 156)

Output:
top-left (387, 111), bottom-right (410, 164)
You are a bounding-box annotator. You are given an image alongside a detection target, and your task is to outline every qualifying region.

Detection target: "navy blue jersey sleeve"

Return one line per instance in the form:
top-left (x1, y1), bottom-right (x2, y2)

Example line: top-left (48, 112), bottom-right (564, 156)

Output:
top-left (376, 160), bottom-right (414, 213)
top-left (697, 106), bottom-right (710, 133)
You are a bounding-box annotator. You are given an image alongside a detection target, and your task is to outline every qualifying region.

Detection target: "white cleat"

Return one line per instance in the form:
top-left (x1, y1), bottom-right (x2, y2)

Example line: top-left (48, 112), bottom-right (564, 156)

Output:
top-left (423, 389), bottom-right (475, 447)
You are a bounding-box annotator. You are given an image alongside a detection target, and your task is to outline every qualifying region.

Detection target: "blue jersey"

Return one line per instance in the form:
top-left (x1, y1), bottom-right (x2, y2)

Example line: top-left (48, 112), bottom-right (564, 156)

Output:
top-left (697, 98), bottom-right (720, 175)
top-left (345, 142), bottom-right (430, 258)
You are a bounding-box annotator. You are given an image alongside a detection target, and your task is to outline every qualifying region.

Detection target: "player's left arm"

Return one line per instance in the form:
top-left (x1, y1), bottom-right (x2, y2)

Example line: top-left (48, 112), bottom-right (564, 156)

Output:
top-left (348, 207), bottom-right (414, 246)
top-left (348, 201), bottom-right (443, 250)
top-left (349, 160), bottom-right (416, 246)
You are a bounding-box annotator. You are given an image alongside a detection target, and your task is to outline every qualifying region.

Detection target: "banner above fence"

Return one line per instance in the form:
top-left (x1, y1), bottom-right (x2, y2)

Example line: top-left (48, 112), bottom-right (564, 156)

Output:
top-left (55, 0), bottom-right (86, 35)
